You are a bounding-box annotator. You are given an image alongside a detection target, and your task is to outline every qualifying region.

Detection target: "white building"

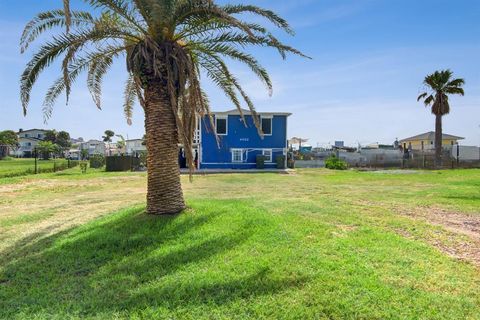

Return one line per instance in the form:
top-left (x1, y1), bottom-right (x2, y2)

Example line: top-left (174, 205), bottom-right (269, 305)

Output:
top-left (80, 139), bottom-right (106, 157)
top-left (126, 139), bottom-right (146, 156)
top-left (13, 129), bottom-right (48, 157)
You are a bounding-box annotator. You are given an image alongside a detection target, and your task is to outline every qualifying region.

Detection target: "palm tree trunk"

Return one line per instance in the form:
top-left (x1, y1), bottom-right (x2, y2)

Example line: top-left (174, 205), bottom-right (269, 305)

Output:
top-left (434, 114), bottom-right (443, 168)
top-left (144, 80), bottom-right (185, 215)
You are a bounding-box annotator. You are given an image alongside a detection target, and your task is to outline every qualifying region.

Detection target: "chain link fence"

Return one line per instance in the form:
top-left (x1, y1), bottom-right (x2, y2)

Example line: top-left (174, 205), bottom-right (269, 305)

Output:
top-left (295, 147), bottom-right (480, 170)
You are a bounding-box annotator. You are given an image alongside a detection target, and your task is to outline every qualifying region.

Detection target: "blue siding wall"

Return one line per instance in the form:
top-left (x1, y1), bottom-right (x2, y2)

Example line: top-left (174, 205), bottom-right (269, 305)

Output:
top-left (200, 114), bottom-right (288, 169)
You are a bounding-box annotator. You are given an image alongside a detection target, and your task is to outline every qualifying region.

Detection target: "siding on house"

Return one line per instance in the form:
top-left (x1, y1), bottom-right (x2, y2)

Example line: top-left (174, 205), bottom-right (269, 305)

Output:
top-left (199, 110), bottom-right (290, 169)
top-left (400, 132), bottom-right (464, 151)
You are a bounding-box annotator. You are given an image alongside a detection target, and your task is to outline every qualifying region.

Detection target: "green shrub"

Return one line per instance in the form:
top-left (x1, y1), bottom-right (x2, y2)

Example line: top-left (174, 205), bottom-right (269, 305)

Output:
top-left (139, 151), bottom-right (147, 168)
top-left (325, 155), bottom-right (348, 170)
top-left (256, 155), bottom-right (265, 169)
top-left (89, 154), bottom-right (105, 169)
top-left (68, 160), bottom-right (79, 169)
top-left (276, 155), bottom-right (286, 169)
top-left (80, 161), bottom-right (88, 173)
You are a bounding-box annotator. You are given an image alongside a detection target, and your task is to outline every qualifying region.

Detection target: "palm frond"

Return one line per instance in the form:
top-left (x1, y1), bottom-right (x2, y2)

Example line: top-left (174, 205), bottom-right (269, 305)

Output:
top-left (192, 42), bottom-right (272, 95)
top-left (444, 87), bottom-right (464, 96)
top-left (446, 78), bottom-right (465, 88)
top-left (424, 94), bottom-right (434, 106)
top-left (174, 3), bottom-right (256, 38)
top-left (21, 10), bottom-right (94, 53)
top-left (42, 46), bottom-right (126, 121)
top-left (222, 4), bottom-right (294, 35)
top-left (123, 74), bottom-right (136, 125)
top-left (87, 54), bottom-right (114, 109)
top-left (63, 0), bottom-right (71, 32)
top-left (86, 0), bottom-right (147, 33)
top-left (417, 92), bottom-right (428, 102)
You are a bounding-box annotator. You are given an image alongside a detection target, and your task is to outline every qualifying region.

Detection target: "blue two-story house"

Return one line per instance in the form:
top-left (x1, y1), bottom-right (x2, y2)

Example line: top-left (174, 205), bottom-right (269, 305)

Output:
top-left (196, 109), bottom-right (291, 169)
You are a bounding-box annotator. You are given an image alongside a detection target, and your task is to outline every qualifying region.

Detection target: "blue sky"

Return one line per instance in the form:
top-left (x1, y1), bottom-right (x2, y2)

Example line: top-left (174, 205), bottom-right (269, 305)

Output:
top-left (0, 0), bottom-right (479, 146)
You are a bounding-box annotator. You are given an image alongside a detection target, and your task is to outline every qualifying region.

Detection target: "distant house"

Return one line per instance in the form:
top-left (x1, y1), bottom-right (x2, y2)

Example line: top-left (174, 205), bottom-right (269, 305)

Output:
top-left (70, 137), bottom-right (84, 145)
top-left (66, 148), bottom-right (81, 160)
top-left (195, 109), bottom-right (290, 169)
top-left (126, 139), bottom-right (146, 156)
top-left (80, 139), bottom-right (106, 157)
top-left (399, 132), bottom-right (464, 151)
top-left (363, 142), bottom-right (396, 150)
top-left (13, 129), bottom-right (48, 157)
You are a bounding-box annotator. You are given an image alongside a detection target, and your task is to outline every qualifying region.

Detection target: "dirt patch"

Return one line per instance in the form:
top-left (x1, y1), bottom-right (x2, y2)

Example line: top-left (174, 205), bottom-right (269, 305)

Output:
top-left (394, 206), bottom-right (480, 267)
top-left (396, 207), bottom-right (480, 239)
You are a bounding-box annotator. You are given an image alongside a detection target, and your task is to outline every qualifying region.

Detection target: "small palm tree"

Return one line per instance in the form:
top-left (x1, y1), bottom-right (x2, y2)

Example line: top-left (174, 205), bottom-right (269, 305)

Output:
top-left (21, 0), bottom-right (307, 215)
top-left (102, 130), bottom-right (115, 143)
top-left (417, 70), bottom-right (464, 167)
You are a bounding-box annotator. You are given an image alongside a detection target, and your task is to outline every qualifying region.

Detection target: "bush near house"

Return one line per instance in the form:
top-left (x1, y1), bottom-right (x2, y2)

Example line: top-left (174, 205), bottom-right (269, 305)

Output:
top-left (256, 155), bottom-right (265, 169)
top-left (139, 151), bottom-right (147, 168)
top-left (325, 154), bottom-right (348, 170)
top-left (276, 155), bottom-right (286, 169)
top-left (89, 154), bottom-right (105, 169)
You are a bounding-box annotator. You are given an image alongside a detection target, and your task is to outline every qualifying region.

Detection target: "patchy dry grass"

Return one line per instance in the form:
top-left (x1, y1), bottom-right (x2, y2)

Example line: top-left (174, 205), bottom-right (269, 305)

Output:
top-left (0, 168), bottom-right (479, 319)
top-left (0, 170), bottom-right (147, 253)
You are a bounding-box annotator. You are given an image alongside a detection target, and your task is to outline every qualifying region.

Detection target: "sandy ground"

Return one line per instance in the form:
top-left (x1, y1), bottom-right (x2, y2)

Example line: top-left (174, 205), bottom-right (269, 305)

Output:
top-left (394, 206), bottom-right (480, 266)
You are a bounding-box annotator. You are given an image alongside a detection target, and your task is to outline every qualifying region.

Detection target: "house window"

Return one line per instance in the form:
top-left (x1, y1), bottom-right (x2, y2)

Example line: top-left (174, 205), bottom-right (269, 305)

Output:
top-left (216, 117), bottom-right (227, 135)
top-left (261, 117), bottom-right (272, 135)
top-left (263, 149), bottom-right (272, 162)
top-left (231, 149), bottom-right (243, 163)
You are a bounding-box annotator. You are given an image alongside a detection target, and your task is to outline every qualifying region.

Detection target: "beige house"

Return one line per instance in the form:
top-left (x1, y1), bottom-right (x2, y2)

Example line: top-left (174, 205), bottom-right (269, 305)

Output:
top-left (400, 132), bottom-right (464, 151)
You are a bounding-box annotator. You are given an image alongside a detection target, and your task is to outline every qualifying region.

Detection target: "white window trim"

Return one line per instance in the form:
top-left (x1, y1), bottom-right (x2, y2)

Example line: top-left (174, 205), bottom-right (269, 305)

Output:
top-left (261, 116), bottom-right (273, 136)
top-left (215, 116), bottom-right (228, 136)
top-left (263, 149), bottom-right (273, 162)
top-left (231, 148), bottom-right (243, 163)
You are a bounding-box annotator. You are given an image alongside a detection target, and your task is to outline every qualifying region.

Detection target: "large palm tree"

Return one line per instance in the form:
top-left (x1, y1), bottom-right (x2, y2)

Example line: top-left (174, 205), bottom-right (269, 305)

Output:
top-left (417, 70), bottom-right (464, 167)
top-left (20, 0), bottom-right (307, 215)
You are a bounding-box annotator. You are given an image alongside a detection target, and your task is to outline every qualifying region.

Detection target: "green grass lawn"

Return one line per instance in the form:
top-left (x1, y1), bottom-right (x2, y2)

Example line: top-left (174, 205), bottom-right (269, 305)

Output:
top-left (0, 169), bottom-right (479, 319)
top-left (0, 158), bottom-right (70, 178)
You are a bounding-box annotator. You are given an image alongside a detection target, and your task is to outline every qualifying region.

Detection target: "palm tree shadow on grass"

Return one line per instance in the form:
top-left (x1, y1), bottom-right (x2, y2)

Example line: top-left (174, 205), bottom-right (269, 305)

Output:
top-left (0, 201), bottom-right (309, 317)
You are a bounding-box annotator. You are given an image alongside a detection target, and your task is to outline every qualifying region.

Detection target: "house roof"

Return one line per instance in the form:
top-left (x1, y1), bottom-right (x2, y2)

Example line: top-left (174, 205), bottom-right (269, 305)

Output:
top-left (83, 139), bottom-right (104, 143)
top-left (17, 129), bottom-right (48, 134)
top-left (213, 108), bottom-right (292, 117)
top-left (400, 131), bottom-right (464, 142)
